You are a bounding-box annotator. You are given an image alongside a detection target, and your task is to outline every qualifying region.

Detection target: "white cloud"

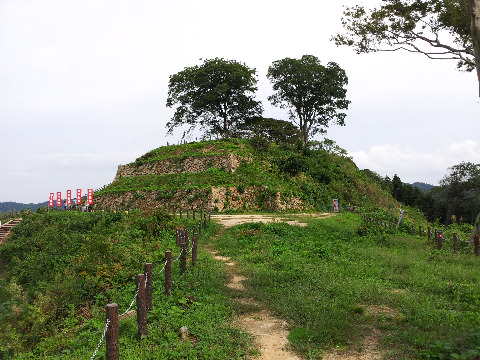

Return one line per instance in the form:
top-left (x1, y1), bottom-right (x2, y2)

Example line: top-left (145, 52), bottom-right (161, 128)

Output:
top-left (350, 140), bottom-right (480, 185)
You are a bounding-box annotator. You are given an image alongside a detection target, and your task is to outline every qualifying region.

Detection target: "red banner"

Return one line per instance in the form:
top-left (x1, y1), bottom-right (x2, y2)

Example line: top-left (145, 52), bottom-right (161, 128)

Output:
top-left (66, 190), bottom-right (72, 206)
top-left (87, 189), bottom-right (93, 205)
top-left (57, 192), bottom-right (62, 207)
top-left (49, 193), bottom-right (54, 207)
top-left (77, 189), bottom-right (82, 205)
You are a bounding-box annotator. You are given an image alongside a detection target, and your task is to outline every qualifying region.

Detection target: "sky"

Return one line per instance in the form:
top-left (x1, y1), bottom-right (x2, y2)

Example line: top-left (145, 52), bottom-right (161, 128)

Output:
top-left (1, 0), bottom-right (479, 204)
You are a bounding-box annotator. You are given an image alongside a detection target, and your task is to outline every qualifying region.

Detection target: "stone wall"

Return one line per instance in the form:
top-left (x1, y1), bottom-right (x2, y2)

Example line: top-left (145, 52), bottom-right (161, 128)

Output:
top-left (94, 186), bottom-right (306, 213)
top-left (114, 153), bottom-right (251, 181)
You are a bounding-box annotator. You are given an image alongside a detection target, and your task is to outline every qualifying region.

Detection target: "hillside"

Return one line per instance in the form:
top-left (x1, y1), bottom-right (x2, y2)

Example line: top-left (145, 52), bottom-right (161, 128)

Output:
top-left (0, 201), bottom-right (48, 213)
top-left (94, 138), bottom-right (399, 212)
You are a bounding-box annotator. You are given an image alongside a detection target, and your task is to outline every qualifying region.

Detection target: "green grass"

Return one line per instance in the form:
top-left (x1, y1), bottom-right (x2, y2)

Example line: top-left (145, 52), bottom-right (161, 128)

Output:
top-left (211, 212), bottom-right (480, 359)
top-left (95, 138), bottom-right (399, 212)
top-left (0, 211), bottom-right (254, 359)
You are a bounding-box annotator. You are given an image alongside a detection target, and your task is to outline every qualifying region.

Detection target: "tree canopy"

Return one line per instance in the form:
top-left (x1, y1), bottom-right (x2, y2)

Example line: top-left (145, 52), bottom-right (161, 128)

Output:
top-left (166, 58), bottom-right (263, 139)
top-left (333, 0), bottom-right (480, 96)
top-left (240, 117), bottom-right (301, 145)
top-left (439, 161), bottom-right (480, 224)
top-left (267, 55), bottom-right (350, 146)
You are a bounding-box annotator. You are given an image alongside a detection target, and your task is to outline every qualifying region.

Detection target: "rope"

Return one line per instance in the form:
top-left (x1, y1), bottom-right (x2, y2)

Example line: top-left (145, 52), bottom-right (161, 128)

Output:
top-left (90, 319), bottom-right (110, 360)
top-left (173, 248), bottom-right (183, 262)
top-left (187, 241), bottom-right (194, 255)
top-left (119, 284), bottom-right (140, 318)
top-left (154, 259), bottom-right (168, 276)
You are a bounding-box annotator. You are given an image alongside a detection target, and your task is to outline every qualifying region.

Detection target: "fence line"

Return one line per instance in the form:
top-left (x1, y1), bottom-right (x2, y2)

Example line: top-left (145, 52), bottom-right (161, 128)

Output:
top-left (90, 222), bottom-right (205, 359)
top-left (351, 207), bottom-right (478, 256)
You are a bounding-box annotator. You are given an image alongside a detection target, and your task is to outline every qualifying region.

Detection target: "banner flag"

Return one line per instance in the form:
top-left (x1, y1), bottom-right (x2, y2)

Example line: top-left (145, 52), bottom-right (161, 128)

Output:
top-left (88, 188), bottom-right (93, 205)
top-left (57, 192), bottom-right (62, 207)
top-left (66, 190), bottom-right (72, 206)
top-left (49, 193), bottom-right (54, 207)
top-left (77, 189), bottom-right (82, 205)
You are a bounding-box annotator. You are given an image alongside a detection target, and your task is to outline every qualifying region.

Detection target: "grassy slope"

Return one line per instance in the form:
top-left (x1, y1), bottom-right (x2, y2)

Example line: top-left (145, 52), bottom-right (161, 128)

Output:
top-left (96, 138), bottom-right (398, 211)
top-left (212, 213), bottom-right (480, 359)
top-left (0, 211), bottom-right (253, 359)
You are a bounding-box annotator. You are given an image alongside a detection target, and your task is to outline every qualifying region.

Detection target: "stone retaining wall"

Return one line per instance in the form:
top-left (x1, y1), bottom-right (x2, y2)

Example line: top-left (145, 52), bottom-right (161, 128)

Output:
top-left (94, 186), bottom-right (306, 213)
top-left (114, 154), bottom-right (251, 181)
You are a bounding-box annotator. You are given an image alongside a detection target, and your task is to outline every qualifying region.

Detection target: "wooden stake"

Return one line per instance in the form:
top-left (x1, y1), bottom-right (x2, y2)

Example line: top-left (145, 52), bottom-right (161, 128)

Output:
top-left (106, 304), bottom-right (119, 360)
top-left (144, 263), bottom-right (152, 312)
top-left (135, 274), bottom-right (148, 339)
top-left (165, 251), bottom-right (172, 296)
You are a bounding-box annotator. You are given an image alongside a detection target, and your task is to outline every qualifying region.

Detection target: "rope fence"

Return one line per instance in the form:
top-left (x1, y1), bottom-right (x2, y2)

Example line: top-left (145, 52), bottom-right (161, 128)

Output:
top-left (349, 207), bottom-right (479, 256)
top-left (89, 222), bottom-right (204, 360)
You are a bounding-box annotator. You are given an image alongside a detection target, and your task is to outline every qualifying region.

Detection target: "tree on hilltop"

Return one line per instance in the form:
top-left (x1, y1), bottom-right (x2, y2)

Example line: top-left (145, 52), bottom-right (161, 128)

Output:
top-left (240, 117), bottom-right (301, 145)
top-left (166, 58), bottom-right (263, 139)
top-left (333, 0), bottom-right (480, 96)
top-left (267, 55), bottom-right (350, 147)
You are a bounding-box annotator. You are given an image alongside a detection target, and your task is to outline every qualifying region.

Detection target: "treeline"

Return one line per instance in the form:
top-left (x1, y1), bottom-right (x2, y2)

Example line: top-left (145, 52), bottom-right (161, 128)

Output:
top-left (0, 201), bottom-right (48, 214)
top-left (364, 162), bottom-right (480, 225)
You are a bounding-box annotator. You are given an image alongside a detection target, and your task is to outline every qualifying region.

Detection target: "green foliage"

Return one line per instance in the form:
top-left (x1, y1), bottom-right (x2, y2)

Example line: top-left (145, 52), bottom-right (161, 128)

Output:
top-left (166, 58), bottom-right (263, 139)
top-left (0, 213), bottom-right (254, 359)
top-left (267, 55), bottom-right (350, 145)
top-left (333, 0), bottom-right (475, 72)
top-left (239, 117), bottom-right (301, 145)
top-left (213, 212), bottom-right (480, 358)
top-left (96, 138), bottom-right (399, 213)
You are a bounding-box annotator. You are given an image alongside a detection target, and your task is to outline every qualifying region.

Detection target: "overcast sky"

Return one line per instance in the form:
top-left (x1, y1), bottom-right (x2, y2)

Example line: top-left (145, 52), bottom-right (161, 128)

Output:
top-left (1, 0), bottom-right (479, 204)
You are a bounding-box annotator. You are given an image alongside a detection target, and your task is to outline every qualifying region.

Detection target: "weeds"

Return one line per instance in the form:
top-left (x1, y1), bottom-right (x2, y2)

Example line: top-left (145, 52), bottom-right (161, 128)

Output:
top-left (213, 212), bottom-right (480, 359)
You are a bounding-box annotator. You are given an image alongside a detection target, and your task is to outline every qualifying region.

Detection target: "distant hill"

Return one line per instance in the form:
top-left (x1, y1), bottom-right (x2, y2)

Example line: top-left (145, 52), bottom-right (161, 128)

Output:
top-left (95, 138), bottom-right (399, 212)
top-left (411, 182), bottom-right (435, 193)
top-left (0, 201), bottom-right (49, 213)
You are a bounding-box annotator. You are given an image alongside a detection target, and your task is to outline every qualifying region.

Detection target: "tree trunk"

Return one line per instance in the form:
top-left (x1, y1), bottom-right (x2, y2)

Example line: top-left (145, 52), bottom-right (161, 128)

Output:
top-left (468, 0), bottom-right (480, 96)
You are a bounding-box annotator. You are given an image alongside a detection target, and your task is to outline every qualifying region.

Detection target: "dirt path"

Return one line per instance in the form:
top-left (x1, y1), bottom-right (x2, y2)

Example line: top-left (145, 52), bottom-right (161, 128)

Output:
top-left (208, 213), bottom-right (385, 360)
top-left (210, 249), bottom-right (301, 360)
top-left (210, 213), bottom-right (334, 228)
top-left (208, 214), bottom-right (334, 359)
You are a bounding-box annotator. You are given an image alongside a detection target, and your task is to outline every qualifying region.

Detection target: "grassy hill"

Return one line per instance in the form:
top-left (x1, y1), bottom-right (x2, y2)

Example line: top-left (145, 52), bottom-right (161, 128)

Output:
top-left (95, 138), bottom-right (399, 213)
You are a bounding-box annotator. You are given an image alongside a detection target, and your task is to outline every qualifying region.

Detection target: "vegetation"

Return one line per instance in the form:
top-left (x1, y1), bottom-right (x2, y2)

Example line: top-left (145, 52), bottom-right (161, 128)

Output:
top-left (267, 55), bottom-right (350, 146)
top-left (363, 161), bottom-right (480, 226)
top-left (239, 117), bottom-right (301, 145)
top-left (333, 0), bottom-right (480, 96)
top-left (166, 58), bottom-right (263, 139)
top-left (95, 138), bottom-right (397, 212)
top-left (213, 212), bottom-right (480, 359)
top-left (0, 210), bottom-right (253, 359)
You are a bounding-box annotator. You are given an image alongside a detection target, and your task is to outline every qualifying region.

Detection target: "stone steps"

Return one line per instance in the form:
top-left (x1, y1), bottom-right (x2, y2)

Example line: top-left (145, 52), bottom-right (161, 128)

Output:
top-left (0, 218), bottom-right (22, 244)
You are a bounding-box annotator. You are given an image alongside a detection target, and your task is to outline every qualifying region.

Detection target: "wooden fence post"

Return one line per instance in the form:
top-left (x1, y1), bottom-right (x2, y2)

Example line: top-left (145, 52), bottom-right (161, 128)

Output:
top-left (198, 219), bottom-right (202, 235)
top-left (474, 235), bottom-right (480, 256)
top-left (179, 209), bottom-right (182, 218)
top-left (181, 242), bottom-right (187, 276)
top-left (428, 227), bottom-right (431, 242)
top-left (106, 303), bottom-right (119, 360)
top-left (165, 251), bottom-right (172, 296)
top-left (144, 263), bottom-right (152, 312)
top-left (453, 233), bottom-right (458, 254)
top-left (419, 226), bottom-right (423, 238)
top-left (204, 213), bottom-right (207, 229)
top-left (187, 209), bottom-right (189, 219)
top-left (193, 209), bottom-right (196, 220)
top-left (135, 274), bottom-right (148, 339)
top-left (192, 231), bottom-right (198, 267)
top-left (437, 231), bottom-right (443, 250)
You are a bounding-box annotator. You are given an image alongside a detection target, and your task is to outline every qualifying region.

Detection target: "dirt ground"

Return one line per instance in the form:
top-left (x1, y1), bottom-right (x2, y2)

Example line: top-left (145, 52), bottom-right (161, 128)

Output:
top-left (209, 213), bottom-right (385, 360)
top-left (210, 213), bottom-right (334, 228)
